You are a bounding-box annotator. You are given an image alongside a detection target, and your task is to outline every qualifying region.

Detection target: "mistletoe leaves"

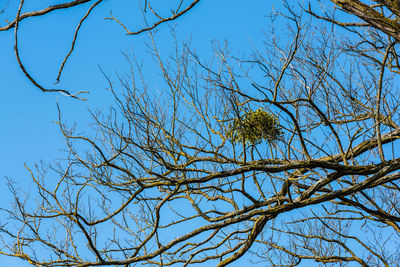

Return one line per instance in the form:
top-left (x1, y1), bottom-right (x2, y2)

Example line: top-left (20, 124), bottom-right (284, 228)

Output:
top-left (227, 108), bottom-right (283, 145)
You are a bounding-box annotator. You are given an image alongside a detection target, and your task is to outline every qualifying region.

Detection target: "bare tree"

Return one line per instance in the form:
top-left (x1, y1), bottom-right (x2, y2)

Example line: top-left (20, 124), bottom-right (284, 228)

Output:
top-left (2, 1), bottom-right (400, 266)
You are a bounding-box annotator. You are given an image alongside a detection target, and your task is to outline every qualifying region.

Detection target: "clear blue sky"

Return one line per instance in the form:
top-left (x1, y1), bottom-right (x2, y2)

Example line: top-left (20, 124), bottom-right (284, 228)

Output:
top-left (0, 1), bottom-right (318, 266)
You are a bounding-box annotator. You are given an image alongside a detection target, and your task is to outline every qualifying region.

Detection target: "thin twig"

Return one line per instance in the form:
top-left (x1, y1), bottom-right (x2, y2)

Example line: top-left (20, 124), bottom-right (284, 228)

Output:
top-left (14, 0), bottom-right (88, 100)
top-left (55, 0), bottom-right (103, 83)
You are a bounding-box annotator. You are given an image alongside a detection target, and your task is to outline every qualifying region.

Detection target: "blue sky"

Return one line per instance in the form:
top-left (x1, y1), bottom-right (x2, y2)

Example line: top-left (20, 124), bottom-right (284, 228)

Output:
top-left (2, 1), bottom-right (390, 266)
top-left (0, 1), bottom-right (291, 266)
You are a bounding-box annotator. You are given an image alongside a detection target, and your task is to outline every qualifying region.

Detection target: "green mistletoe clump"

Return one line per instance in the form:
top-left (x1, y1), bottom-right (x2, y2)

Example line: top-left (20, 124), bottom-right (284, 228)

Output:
top-left (227, 108), bottom-right (282, 145)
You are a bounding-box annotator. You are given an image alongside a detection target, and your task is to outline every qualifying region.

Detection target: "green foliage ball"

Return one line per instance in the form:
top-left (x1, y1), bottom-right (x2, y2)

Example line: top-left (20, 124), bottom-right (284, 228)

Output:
top-left (227, 108), bottom-right (282, 145)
